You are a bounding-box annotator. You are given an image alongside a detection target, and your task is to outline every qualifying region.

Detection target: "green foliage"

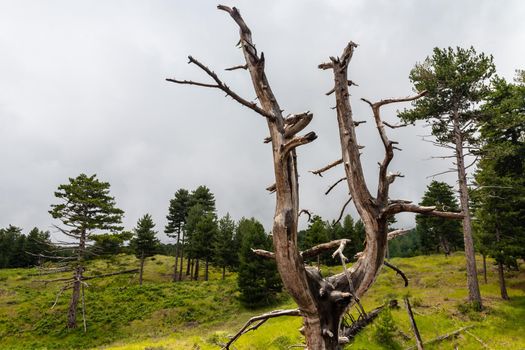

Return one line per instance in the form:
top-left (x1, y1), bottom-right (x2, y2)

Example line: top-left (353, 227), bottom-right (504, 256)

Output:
top-left (131, 214), bottom-right (160, 259)
top-left (237, 218), bottom-right (282, 308)
top-left (416, 181), bottom-right (463, 255)
top-left (189, 185), bottom-right (216, 214)
top-left (473, 76), bottom-right (525, 265)
top-left (91, 231), bottom-right (132, 257)
top-left (388, 229), bottom-right (421, 258)
top-left (0, 226), bottom-right (53, 268)
top-left (372, 306), bottom-right (400, 349)
top-left (165, 188), bottom-right (190, 240)
top-left (400, 46), bottom-right (495, 145)
top-left (49, 174), bottom-right (124, 237)
top-left (214, 213), bottom-right (237, 275)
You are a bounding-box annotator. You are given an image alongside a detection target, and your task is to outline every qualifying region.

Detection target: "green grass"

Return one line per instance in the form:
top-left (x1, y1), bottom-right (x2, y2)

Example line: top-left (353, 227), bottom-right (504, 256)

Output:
top-left (0, 253), bottom-right (524, 349)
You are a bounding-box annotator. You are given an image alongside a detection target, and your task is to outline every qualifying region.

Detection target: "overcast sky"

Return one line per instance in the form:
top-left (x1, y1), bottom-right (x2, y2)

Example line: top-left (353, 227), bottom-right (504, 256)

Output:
top-left (1, 0), bottom-right (523, 242)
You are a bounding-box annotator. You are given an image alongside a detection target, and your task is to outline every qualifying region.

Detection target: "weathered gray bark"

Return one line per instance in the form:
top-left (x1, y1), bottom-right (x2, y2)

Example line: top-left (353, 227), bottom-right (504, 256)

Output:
top-left (452, 113), bottom-right (482, 307)
top-left (168, 6), bottom-right (464, 349)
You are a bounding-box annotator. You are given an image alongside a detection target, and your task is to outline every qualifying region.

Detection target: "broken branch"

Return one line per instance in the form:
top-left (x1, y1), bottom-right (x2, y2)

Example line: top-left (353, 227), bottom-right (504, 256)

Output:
top-left (325, 177), bottom-right (347, 195)
top-left (310, 159), bottom-right (343, 177)
top-left (384, 203), bottom-right (463, 219)
top-left (335, 197), bottom-right (353, 224)
top-left (383, 261), bottom-right (408, 287)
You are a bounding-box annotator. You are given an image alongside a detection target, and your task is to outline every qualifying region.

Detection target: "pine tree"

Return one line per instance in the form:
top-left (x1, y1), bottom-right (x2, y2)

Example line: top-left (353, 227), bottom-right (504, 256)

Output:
top-left (472, 75), bottom-right (525, 299)
top-left (184, 186), bottom-right (217, 280)
top-left (0, 225), bottom-right (23, 268)
top-left (416, 181), bottom-right (463, 255)
top-left (400, 46), bottom-right (495, 307)
top-left (214, 213), bottom-right (236, 280)
top-left (49, 173), bottom-right (124, 328)
top-left (165, 188), bottom-right (190, 281)
top-left (25, 227), bottom-right (53, 266)
top-left (131, 214), bottom-right (159, 286)
top-left (194, 211), bottom-right (218, 281)
top-left (237, 218), bottom-right (282, 307)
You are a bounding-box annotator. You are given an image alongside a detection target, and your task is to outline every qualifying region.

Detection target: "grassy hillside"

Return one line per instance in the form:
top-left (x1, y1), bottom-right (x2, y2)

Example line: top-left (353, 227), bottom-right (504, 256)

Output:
top-left (0, 253), bottom-right (524, 349)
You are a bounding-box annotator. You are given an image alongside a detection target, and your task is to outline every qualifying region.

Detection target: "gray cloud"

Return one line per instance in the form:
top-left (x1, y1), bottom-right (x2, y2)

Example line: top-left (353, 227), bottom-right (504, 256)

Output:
top-left (1, 0), bottom-right (523, 241)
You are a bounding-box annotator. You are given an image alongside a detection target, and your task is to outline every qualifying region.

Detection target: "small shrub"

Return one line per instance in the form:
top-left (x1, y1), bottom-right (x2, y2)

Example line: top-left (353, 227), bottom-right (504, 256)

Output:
top-left (271, 335), bottom-right (294, 349)
top-left (373, 307), bottom-right (400, 349)
top-left (412, 297), bottom-right (423, 307)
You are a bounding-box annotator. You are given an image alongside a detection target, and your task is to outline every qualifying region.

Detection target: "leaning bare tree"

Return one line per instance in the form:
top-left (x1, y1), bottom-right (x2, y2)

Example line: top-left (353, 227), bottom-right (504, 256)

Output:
top-left (167, 6), bottom-right (462, 349)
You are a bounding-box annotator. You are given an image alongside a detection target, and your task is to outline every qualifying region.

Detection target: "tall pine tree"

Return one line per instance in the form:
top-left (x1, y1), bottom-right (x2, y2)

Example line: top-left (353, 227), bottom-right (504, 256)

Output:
top-left (131, 214), bottom-right (159, 286)
top-left (49, 173), bottom-right (124, 328)
top-left (400, 46), bottom-right (495, 307)
top-left (214, 213), bottom-right (236, 280)
top-left (165, 188), bottom-right (190, 281)
top-left (473, 75), bottom-right (525, 299)
top-left (237, 218), bottom-right (282, 307)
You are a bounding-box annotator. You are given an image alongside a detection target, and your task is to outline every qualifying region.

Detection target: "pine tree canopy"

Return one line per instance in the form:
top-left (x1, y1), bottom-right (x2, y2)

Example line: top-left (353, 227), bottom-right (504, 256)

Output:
top-left (49, 173), bottom-right (124, 237)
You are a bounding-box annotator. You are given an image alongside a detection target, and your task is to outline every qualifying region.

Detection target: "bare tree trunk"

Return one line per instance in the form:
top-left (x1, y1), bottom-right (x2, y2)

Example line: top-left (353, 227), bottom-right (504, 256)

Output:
top-left (497, 261), bottom-right (509, 300)
top-left (189, 258), bottom-right (194, 280)
top-left (453, 113), bottom-right (482, 307)
top-left (495, 226), bottom-right (509, 300)
top-left (173, 233), bottom-right (180, 282)
top-left (67, 230), bottom-right (86, 329)
top-left (205, 257), bottom-right (209, 281)
top-left (440, 236), bottom-right (451, 257)
top-left (139, 252), bottom-right (145, 286)
top-left (186, 255), bottom-right (191, 276)
top-left (178, 234), bottom-right (185, 281)
top-left (194, 258), bottom-right (199, 281)
top-left (67, 266), bottom-right (81, 329)
top-left (482, 254), bottom-right (487, 284)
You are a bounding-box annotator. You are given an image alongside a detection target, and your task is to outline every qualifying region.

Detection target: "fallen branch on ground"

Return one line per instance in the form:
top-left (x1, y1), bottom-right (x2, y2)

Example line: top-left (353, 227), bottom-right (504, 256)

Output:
top-left (222, 309), bottom-right (302, 349)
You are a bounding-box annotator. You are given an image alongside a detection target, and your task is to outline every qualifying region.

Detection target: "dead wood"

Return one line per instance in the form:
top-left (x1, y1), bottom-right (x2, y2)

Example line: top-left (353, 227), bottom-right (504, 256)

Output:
top-left (169, 5), bottom-right (468, 349)
top-left (406, 326), bottom-right (474, 350)
top-left (404, 297), bottom-right (424, 350)
top-left (342, 300), bottom-right (398, 339)
top-left (383, 261), bottom-right (408, 287)
top-left (310, 159), bottom-right (343, 177)
top-left (222, 309), bottom-right (302, 349)
top-left (325, 177), bottom-right (347, 195)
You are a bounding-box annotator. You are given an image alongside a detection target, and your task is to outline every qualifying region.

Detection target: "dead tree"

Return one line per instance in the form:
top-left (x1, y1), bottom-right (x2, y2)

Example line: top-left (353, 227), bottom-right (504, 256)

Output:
top-left (167, 6), bottom-right (463, 349)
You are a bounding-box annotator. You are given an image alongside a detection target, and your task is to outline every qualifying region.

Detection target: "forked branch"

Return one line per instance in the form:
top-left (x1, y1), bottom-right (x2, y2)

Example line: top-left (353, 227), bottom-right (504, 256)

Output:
top-left (361, 91), bottom-right (427, 203)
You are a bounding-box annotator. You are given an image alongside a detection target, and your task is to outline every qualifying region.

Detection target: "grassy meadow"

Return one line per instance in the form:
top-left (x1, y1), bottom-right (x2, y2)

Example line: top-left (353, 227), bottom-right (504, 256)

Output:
top-left (0, 253), bottom-right (524, 349)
